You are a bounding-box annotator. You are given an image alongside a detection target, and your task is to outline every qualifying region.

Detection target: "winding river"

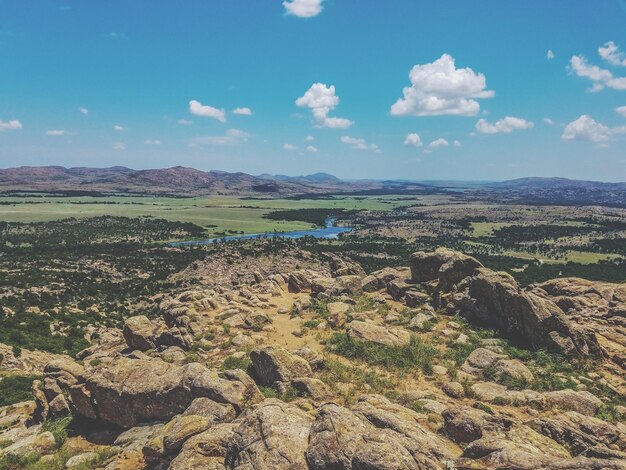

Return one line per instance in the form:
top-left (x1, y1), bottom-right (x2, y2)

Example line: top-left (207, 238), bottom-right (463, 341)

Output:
top-left (169, 217), bottom-right (352, 247)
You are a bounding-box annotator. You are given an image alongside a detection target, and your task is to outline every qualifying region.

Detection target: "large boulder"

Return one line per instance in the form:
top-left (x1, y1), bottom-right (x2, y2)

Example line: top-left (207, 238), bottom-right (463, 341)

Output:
top-left (410, 248), bottom-right (483, 289)
top-left (225, 399), bottom-right (314, 469)
top-left (455, 268), bottom-right (601, 357)
top-left (123, 315), bottom-right (165, 351)
top-left (307, 398), bottom-right (460, 470)
top-left (38, 357), bottom-right (259, 428)
top-left (169, 423), bottom-right (236, 470)
top-left (249, 346), bottom-right (313, 387)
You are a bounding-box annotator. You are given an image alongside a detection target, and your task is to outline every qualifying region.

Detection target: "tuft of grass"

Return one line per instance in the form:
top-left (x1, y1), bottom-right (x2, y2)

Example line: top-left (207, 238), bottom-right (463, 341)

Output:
top-left (42, 416), bottom-right (72, 448)
top-left (326, 333), bottom-right (438, 374)
top-left (302, 320), bottom-right (320, 328)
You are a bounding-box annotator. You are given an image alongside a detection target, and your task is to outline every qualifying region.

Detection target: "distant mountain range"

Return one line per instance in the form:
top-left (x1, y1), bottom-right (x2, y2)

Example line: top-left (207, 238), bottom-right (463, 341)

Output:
top-left (0, 166), bottom-right (624, 200)
top-left (0, 166), bottom-right (379, 196)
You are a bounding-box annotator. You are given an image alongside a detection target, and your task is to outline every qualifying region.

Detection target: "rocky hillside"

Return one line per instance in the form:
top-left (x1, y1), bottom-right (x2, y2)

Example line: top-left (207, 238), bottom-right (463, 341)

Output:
top-left (1, 248), bottom-right (625, 469)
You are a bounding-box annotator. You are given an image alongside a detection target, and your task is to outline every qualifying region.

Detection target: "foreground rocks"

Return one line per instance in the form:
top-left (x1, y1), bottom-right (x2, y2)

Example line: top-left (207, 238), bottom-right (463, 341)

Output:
top-left (3, 246), bottom-right (626, 469)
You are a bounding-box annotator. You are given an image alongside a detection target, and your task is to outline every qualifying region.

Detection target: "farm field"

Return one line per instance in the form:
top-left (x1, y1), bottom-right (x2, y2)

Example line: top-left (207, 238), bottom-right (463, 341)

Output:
top-left (0, 194), bottom-right (415, 236)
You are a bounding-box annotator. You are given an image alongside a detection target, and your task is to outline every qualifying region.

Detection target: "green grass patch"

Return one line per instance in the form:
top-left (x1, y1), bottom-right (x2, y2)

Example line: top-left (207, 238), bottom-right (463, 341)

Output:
top-left (327, 333), bottom-right (438, 374)
top-left (221, 354), bottom-right (252, 372)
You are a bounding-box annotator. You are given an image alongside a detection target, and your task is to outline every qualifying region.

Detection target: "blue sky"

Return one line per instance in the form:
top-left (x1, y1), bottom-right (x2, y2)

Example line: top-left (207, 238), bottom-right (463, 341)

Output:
top-left (1, 0), bottom-right (625, 181)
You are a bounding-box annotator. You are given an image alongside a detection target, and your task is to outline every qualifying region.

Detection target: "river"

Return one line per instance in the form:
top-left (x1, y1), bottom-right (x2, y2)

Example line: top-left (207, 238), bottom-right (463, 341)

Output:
top-left (168, 217), bottom-right (352, 247)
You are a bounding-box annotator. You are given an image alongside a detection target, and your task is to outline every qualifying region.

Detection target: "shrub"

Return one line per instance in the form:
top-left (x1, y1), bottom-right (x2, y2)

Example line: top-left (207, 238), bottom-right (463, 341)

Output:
top-left (221, 355), bottom-right (252, 371)
top-left (0, 375), bottom-right (40, 406)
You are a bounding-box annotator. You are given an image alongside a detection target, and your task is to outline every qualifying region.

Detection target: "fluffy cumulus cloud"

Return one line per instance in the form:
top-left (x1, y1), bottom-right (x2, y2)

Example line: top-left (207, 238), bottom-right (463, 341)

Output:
top-left (404, 133), bottom-right (423, 147)
top-left (283, 143), bottom-right (297, 150)
top-left (113, 125), bottom-right (125, 131)
top-left (340, 136), bottom-right (379, 152)
top-left (562, 115), bottom-right (610, 143)
top-left (306, 145), bottom-right (318, 153)
top-left (453, 140), bottom-right (462, 147)
top-left (0, 119), bottom-right (22, 131)
top-left (429, 138), bottom-right (449, 148)
top-left (475, 116), bottom-right (534, 134)
top-left (189, 100), bottom-right (227, 122)
top-left (283, 0), bottom-right (323, 18)
top-left (617, 106), bottom-right (626, 118)
top-left (599, 41), bottom-right (626, 67)
top-left (570, 55), bottom-right (626, 92)
top-left (390, 54), bottom-right (494, 117)
top-left (547, 50), bottom-right (555, 60)
top-left (233, 107), bottom-right (253, 115)
top-left (296, 83), bottom-right (353, 128)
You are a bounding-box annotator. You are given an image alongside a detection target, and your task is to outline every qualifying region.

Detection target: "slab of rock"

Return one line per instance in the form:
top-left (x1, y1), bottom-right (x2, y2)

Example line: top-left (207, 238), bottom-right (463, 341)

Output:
top-left (347, 321), bottom-right (411, 347)
top-left (249, 346), bottom-right (313, 387)
top-left (225, 399), bottom-right (313, 470)
top-left (192, 369), bottom-right (262, 413)
top-left (463, 347), bottom-right (506, 371)
top-left (143, 414), bottom-right (211, 461)
top-left (543, 389), bottom-right (603, 416)
top-left (492, 358), bottom-right (534, 383)
top-left (170, 423), bottom-right (236, 470)
top-left (529, 411), bottom-right (626, 456)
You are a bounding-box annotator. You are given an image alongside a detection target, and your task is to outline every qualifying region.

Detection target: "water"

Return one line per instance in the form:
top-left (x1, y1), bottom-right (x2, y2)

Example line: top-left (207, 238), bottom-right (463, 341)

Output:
top-left (169, 217), bottom-right (352, 247)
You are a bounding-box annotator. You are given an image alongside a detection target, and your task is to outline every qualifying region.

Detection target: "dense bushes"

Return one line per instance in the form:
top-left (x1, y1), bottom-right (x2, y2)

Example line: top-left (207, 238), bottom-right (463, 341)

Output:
top-left (0, 375), bottom-right (40, 406)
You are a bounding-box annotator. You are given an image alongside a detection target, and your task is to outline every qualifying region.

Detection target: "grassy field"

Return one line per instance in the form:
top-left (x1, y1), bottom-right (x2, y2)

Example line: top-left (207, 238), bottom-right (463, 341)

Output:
top-left (0, 195), bottom-right (415, 236)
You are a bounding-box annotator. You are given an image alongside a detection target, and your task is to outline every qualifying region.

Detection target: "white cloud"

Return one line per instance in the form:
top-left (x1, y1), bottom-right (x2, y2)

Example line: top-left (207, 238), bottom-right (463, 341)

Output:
top-left (341, 135), bottom-right (379, 152)
top-left (233, 107), bottom-right (253, 115)
top-left (429, 138), bottom-right (449, 148)
top-left (46, 130), bottom-right (73, 136)
top-left (296, 83), bottom-right (353, 128)
top-left (144, 139), bottom-right (161, 145)
top-left (390, 54), bottom-right (494, 117)
top-left (562, 115), bottom-right (610, 142)
top-left (476, 116), bottom-right (534, 134)
top-left (113, 125), bottom-right (125, 131)
top-left (543, 118), bottom-right (555, 125)
top-left (570, 55), bottom-right (626, 91)
top-left (404, 133), bottom-right (423, 147)
top-left (283, 0), bottom-right (323, 18)
top-left (453, 140), bottom-right (462, 147)
top-left (617, 106), bottom-right (626, 118)
top-left (178, 119), bottom-right (193, 125)
top-left (0, 120), bottom-right (22, 131)
top-left (547, 50), bottom-right (555, 60)
top-left (598, 41), bottom-right (626, 67)
top-left (306, 145), bottom-right (318, 153)
top-left (189, 129), bottom-right (249, 147)
top-left (112, 142), bottom-right (126, 151)
top-left (79, 107), bottom-right (89, 115)
top-left (189, 100), bottom-right (226, 122)
top-left (283, 143), bottom-right (298, 150)
top-left (305, 135), bottom-right (314, 141)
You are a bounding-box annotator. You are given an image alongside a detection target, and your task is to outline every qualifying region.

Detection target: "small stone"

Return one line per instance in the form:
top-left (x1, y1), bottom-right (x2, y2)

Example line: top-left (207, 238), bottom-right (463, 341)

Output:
top-left (442, 382), bottom-right (465, 398)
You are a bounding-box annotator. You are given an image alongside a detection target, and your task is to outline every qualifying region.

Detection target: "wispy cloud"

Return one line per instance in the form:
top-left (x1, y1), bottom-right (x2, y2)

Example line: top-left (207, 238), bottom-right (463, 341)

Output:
top-left (340, 136), bottom-right (379, 152)
top-left (79, 107), bottom-right (89, 115)
top-left (113, 125), bottom-right (125, 132)
top-left (188, 129), bottom-right (249, 147)
top-left (283, 0), bottom-right (323, 18)
top-left (546, 50), bottom-right (555, 60)
top-left (112, 141), bottom-right (126, 150)
top-left (46, 130), bottom-right (74, 136)
top-left (570, 54), bottom-right (626, 92)
top-left (476, 116), bottom-right (534, 134)
top-left (0, 119), bottom-right (22, 131)
top-left (144, 139), bottom-right (161, 145)
top-left (233, 107), bottom-right (253, 116)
